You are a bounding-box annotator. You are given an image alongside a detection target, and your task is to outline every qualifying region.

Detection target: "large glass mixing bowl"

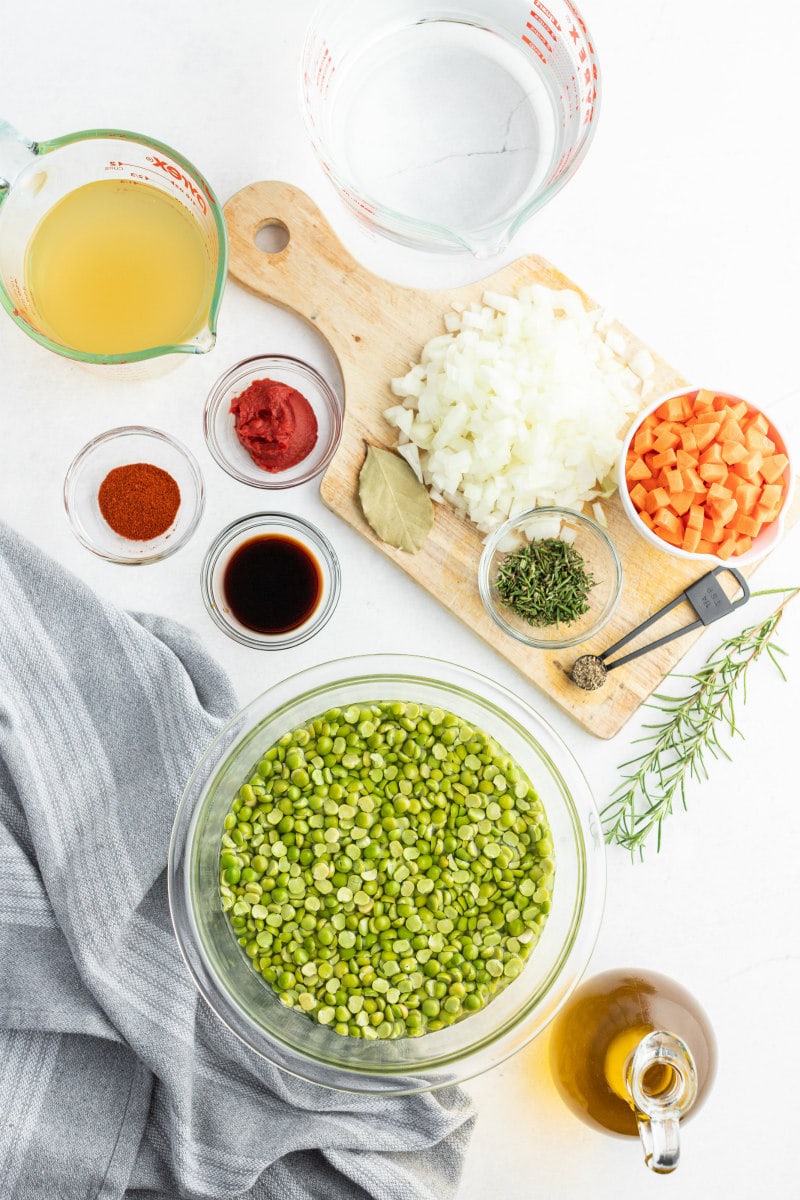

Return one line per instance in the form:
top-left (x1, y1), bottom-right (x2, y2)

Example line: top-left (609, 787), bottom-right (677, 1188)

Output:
top-left (168, 655), bottom-right (605, 1094)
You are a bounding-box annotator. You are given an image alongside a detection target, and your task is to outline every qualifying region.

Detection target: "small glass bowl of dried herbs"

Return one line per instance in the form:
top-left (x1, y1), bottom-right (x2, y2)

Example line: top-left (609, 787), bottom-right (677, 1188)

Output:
top-left (479, 507), bottom-right (623, 649)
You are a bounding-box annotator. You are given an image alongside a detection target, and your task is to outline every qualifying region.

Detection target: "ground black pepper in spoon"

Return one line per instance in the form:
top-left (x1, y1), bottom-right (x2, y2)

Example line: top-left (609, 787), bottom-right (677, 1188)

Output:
top-left (571, 655), bottom-right (608, 691)
top-left (570, 566), bottom-right (750, 690)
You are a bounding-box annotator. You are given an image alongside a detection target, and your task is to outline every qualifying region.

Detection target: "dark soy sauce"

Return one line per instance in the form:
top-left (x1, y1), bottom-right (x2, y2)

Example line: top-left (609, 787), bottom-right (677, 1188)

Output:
top-left (223, 535), bottom-right (322, 634)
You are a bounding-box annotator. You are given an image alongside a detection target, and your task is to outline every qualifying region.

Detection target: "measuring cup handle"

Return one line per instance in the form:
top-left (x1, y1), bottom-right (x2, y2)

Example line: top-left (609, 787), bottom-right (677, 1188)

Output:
top-left (224, 180), bottom-right (384, 361)
top-left (0, 121), bottom-right (37, 197)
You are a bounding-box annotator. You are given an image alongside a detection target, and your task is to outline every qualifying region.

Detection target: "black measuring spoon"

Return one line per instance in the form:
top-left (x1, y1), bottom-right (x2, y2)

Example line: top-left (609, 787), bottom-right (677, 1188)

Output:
top-left (571, 566), bottom-right (750, 690)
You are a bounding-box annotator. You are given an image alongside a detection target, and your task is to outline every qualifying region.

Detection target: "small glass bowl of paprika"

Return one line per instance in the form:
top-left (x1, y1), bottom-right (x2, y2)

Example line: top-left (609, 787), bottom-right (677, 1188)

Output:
top-left (64, 426), bottom-right (205, 564)
top-left (204, 355), bottom-right (343, 489)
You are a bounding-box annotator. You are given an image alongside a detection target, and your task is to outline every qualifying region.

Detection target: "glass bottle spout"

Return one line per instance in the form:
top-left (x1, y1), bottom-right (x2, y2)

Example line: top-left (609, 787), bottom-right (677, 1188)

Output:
top-left (627, 1030), bottom-right (699, 1174)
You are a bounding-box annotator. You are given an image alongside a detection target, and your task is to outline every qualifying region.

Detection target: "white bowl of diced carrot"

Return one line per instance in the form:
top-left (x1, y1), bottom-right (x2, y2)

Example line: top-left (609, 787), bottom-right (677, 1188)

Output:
top-left (619, 387), bottom-right (793, 564)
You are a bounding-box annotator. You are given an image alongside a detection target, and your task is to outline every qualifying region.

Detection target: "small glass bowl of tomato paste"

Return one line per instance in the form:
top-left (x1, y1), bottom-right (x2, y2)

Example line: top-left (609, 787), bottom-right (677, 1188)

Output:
top-left (204, 355), bottom-right (343, 489)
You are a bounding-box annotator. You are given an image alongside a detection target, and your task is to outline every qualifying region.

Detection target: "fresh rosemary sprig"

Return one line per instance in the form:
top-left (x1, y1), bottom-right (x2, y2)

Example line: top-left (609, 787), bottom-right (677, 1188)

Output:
top-left (496, 538), bottom-right (596, 627)
top-left (602, 587), bottom-right (798, 855)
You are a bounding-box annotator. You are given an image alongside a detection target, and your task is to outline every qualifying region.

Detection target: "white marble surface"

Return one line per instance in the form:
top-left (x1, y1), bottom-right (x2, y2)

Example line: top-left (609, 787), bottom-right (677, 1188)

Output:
top-left (1, 2), bottom-right (798, 1196)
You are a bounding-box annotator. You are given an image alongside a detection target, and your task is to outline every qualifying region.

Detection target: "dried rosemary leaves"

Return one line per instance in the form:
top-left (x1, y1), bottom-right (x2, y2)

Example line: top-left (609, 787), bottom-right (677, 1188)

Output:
top-left (496, 538), bottom-right (596, 627)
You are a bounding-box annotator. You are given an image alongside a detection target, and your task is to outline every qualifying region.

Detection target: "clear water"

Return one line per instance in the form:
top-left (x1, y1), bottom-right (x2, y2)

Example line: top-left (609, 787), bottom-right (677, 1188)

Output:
top-left (327, 21), bottom-right (560, 247)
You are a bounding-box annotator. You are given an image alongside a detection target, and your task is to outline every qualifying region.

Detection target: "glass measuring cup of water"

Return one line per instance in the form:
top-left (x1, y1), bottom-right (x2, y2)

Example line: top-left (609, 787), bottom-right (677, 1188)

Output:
top-left (0, 122), bottom-right (227, 368)
top-left (301, 0), bottom-right (601, 256)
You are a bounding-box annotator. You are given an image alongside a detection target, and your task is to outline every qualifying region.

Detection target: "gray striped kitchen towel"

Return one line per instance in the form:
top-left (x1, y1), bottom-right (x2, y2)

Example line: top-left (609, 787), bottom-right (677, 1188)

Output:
top-left (0, 522), bottom-right (475, 1200)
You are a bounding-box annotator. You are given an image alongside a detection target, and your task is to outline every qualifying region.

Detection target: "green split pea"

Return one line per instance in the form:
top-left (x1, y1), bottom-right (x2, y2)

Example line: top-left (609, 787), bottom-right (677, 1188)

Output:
top-left (219, 701), bottom-right (554, 1040)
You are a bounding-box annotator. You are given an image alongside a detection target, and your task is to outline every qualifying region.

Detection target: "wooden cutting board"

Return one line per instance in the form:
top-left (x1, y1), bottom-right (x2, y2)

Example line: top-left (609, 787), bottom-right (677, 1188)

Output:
top-left (224, 181), bottom-right (770, 739)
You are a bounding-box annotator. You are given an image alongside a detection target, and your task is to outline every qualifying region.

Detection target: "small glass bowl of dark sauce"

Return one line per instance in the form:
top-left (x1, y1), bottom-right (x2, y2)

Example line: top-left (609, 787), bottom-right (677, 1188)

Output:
top-left (201, 513), bottom-right (341, 649)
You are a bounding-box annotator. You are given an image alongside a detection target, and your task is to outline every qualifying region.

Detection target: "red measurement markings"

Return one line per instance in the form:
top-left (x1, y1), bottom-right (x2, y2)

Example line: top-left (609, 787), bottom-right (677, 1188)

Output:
top-left (147, 156), bottom-right (208, 214)
top-left (532, 2), bottom-right (562, 32)
top-left (315, 42), bottom-right (335, 97)
top-left (341, 184), bottom-right (375, 219)
top-left (521, 34), bottom-right (548, 64)
top-left (525, 20), bottom-right (554, 55)
top-left (528, 9), bottom-right (558, 44)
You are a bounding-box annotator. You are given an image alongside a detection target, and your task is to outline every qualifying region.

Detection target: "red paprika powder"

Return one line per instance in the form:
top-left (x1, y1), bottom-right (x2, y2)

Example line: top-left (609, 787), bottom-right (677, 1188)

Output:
top-left (98, 462), bottom-right (181, 541)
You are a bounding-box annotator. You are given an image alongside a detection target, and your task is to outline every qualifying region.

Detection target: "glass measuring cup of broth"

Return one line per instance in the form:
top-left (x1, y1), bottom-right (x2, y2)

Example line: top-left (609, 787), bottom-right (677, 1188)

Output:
top-left (300, 0), bottom-right (601, 256)
top-left (0, 121), bottom-right (227, 368)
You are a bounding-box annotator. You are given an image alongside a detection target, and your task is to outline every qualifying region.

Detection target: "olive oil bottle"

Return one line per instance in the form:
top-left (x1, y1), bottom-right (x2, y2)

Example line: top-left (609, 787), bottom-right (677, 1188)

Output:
top-left (548, 969), bottom-right (716, 1173)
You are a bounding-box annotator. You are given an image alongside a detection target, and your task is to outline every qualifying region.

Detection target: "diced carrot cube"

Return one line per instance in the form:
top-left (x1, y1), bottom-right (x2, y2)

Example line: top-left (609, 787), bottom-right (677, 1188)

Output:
top-left (694, 389), bottom-right (717, 412)
top-left (691, 422), bottom-right (721, 451)
top-left (633, 428), bottom-right (655, 455)
top-left (654, 507), bottom-right (683, 535)
top-left (731, 451), bottom-right (763, 478)
top-left (657, 394), bottom-right (694, 422)
top-left (745, 411), bottom-right (770, 435)
top-left (665, 468), bottom-right (684, 493)
top-left (744, 428), bottom-right (775, 454)
top-left (683, 467), bottom-right (706, 493)
top-left (699, 441), bottom-right (724, 464)
top-left (761, 482), bottom-right (784, 509)
top-left (675, 448), bottom-right (697, 469)
top-left (637, 510), bottom-right (655, 530)
top-left (651, 448), bottom-right (678, 470)
top-left (733, 481), bottom-right (760, 513)
top-left (653, 431), bottom-right (681, 454)
top-left (718, 418), bottom-right (745, 445)
top-left (670, 491), bottom-right (695, 516)
top-left (629, 482), bottom-right (649, 510)
top-left (626, 456), bottom-right (652, 481)
top-left (696, 539), bottom-right (717, 555)
top-left (754, 503), bottom-right (779, 526)
top-left (716, 537), bottom-right (739, 560)
top-left (760, 454), bottom-right (789, 484)
top-left (732, 512), bottom-right (762, 538)
top-left (642, 412), bottom-right (660, 429)
top-left (698, 462), bottom-right (728, 483)
top-left (682, 526), bottom-right (702, 553)
top-left (701, 517), bottom-right (724, 543)
top-left (706, 482), bottom-right (733, 503)
top-left (710, 497), bottom-right (738, 526)
top-left (721, 440), bottom-right (748, 465)
top-left (687, 505), bottom-right (704, 531)
top-left (712, 394), bottom-right (730, 411)
top-left (725, 401), bottom-right (749, 422)
top-left (678, 427), bottom-right (698, 454)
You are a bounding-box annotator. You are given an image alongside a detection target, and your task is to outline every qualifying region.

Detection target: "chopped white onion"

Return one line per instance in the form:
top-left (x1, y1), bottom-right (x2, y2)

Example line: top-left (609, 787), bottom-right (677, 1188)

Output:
top-left (387, 286), bottom-right (647, 534)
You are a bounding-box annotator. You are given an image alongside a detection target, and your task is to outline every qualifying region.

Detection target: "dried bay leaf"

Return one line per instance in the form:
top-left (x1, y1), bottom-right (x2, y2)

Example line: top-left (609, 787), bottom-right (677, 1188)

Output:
top-left (358, 445), bottom-right (434, 553)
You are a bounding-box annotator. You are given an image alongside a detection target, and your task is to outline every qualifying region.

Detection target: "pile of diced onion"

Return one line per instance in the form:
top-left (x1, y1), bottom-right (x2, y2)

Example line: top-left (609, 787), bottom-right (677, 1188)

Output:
top-left (386, 285), bottom-right (655, 535)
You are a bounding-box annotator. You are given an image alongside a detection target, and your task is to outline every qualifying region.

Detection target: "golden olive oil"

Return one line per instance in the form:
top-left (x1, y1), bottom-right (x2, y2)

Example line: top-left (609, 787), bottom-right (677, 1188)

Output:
top-left (24, 178), bottom-right (213, 355)
top-left (548, 969), bottom-right (716, 1136)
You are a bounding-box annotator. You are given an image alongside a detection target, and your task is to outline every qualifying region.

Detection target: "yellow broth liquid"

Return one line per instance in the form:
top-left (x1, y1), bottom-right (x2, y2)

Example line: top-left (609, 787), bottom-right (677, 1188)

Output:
top-left (24, 179), bottom-right (214, 355)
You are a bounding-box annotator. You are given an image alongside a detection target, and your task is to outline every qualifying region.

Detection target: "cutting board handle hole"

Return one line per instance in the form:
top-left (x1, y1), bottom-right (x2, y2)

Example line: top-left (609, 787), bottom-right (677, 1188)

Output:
top-left (255, 220), bottom-right (290, 254)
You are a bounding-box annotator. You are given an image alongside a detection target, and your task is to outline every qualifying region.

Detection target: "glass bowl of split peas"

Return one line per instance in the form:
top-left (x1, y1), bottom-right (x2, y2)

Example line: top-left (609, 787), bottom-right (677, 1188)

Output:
top-left (619, 388), bottom-right (794, 566)
top-left (168, 654), bottom-right (605, 1095)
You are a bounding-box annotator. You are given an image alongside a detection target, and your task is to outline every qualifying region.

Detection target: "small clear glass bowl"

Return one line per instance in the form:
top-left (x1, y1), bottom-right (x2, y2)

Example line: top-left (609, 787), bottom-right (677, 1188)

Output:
top-left (168, 654), bottom-right (606, 1094)
top-left (201, 512), bottom-right (341, 649)
top-left (479, 507), bottom-right (623, 650)
top-left (204, 355), bottom-right (343, 488)
top-left (63, 426), bottom-right (204, 565)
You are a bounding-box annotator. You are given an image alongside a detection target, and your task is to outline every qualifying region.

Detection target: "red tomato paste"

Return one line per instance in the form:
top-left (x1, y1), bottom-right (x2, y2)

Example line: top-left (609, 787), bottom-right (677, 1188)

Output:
top-left (230, 378), bottom-right (318, 472)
